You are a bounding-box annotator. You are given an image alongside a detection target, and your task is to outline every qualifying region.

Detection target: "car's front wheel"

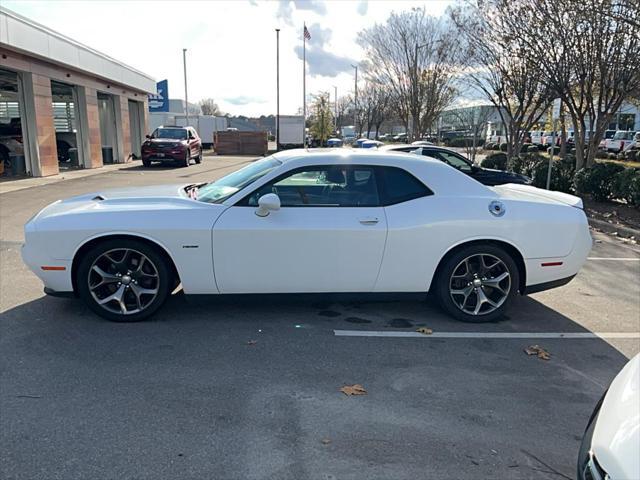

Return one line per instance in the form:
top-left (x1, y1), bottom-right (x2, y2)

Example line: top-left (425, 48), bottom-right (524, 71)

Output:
top-left (195, 148), bottom-right (202, 164)
top-left (434, 244), bottom-right (519, 323)
top-left (182, 150), bottom-right (190, 167)
top-left (76, 239), bottom-right (172, 322)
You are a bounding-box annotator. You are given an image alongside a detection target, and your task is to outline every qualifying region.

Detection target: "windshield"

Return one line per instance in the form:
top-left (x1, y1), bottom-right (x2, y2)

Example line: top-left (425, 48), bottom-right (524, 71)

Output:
top-left (196, 156), bottom-right (282, 203)
top-left (153, 128), bottom-right (187, 140)
top-left (613, 131), bottom-right (633, 140)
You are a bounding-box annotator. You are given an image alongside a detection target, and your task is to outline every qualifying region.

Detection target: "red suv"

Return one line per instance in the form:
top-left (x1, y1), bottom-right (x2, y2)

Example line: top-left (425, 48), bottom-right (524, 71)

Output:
top-left (141, 126), bottom-right (202, 168)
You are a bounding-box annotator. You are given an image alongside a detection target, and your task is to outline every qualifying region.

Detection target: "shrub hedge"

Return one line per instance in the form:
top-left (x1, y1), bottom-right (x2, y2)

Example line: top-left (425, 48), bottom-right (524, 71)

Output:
top-left (481, 152), bottom-right (639, 204)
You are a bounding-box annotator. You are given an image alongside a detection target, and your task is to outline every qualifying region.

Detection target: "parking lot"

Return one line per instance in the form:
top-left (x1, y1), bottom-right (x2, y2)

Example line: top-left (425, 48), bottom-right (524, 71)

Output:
top-left (1, 155), bottom-right (639, 480)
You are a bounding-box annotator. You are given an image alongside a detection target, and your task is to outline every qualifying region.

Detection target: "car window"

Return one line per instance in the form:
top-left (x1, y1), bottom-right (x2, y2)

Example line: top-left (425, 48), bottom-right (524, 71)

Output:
top-left (377, 166), bottom-right (433, 206)
top-left (243, 166), bottom-right (380, 207)
top-left (153, 128), bottom-right (187, 140)
top-left (428, 150), bottom-right (472, 172)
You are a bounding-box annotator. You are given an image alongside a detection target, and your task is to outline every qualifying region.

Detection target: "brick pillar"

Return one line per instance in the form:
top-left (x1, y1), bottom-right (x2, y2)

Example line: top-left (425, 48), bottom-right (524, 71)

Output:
top-left (84, 88), bottom-right (103, 168)
top-left (75, 86), bottom-right (102, 169)
top-left (118, 96), bottom-right (131, 162)
top-left (30, 75), bottom-right (58, 177)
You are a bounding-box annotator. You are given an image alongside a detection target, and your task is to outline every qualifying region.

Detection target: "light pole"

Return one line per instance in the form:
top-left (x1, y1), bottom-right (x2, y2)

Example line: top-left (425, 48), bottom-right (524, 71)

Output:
top-left (275, 28), bottom-right (280, 150)
top-left (333, 85), bottom-right (337, 133)
top-left (182, 48), bottom-right (189, 126)
top-left (351, 64), bottom-right (358, 137)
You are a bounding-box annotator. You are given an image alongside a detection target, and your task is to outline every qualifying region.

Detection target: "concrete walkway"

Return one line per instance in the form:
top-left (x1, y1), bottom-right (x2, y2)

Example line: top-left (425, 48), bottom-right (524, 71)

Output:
top-left (0, 161), bottom-right (140, 195)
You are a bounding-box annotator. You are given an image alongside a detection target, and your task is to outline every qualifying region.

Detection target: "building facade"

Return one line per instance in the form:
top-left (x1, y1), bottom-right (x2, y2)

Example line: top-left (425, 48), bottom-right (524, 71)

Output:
top-left (0, 7), bottom-right (155, 178)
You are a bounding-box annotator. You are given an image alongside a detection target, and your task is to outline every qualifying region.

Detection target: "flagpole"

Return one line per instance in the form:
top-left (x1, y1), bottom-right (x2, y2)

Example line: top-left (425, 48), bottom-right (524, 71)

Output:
top-left (303, 22), bottom-right (306, 148)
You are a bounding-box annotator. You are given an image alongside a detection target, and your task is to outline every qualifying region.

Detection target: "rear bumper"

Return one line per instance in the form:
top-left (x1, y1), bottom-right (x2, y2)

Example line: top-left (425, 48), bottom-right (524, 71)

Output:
top-left (524, 275), bottom-right (576, 294)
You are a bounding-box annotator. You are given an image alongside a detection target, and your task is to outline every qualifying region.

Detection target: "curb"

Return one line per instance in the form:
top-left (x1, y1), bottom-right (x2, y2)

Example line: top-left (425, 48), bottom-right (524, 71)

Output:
top-left (588, 217), bottom-right (639, 239)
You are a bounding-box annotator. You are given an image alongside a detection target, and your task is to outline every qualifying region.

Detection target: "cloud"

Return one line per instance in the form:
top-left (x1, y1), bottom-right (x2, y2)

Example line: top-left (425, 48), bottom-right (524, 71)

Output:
top-left (294, 45), bottom-right (356, 78)
top-left (307, 23), bottom-right (332, 47)
top-left (224, 96), bottom-right (268, 106)
top-left (357, 1), bottom-right (368, 15)
top-left (293, 0), bottom-right (327, 15)
top-left (276, 0), bottom-right (327, 25)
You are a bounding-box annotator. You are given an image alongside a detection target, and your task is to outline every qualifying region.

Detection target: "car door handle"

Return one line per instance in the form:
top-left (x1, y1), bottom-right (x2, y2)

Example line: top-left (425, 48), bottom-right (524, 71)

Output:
top-left (359, 217), bottom-right (379, 225)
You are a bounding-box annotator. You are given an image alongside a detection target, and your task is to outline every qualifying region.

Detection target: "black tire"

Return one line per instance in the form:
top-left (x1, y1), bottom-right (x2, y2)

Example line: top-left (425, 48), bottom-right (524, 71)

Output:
top-left (142, 159), bottom-right (151, 167)
top-left (434, 244), bottom-right (519, 323)
top-left (182, 150), bottom-right (190, 167)
top-left (195, 148), bottom-right (202, 164)
top-left (76, 239), bottom-right (172, 322)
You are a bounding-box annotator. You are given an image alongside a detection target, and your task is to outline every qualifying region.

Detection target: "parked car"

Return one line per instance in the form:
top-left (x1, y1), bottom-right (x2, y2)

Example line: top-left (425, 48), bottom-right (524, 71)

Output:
top-left (411, 140), bottom-right (434, 146)
top-left (530, 131), bottom-right (550, 146)
top-left (392, 133), bottom-right (407, 142)
top-left (141, 126), bottom-right (202, 168)
top-left (605, 130), bottom-right (637, 152)
top-left (598, 130), bottom-right (617, 149)
top-left (577, 354), bottom-right (639, 480)
top-left (22, 149), bottom-right (591, 323)
top-left (380, 144), bottom-right (532, 186)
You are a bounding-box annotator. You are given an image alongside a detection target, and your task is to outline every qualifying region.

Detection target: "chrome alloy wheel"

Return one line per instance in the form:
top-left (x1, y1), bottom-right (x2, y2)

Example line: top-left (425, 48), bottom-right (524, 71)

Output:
top-left (449, 253), bottom-right (511, 316)
top-left (88, 248), bottom-right (160, 315)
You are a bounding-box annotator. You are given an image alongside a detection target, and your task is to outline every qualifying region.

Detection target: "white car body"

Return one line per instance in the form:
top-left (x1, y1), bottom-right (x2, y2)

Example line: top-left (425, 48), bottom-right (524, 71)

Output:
top-left (580, 354), bottom-right (640, 480)
top-left (22, 150), bottom-right (591, 299)
top-left (606, 131), bottom-right (637, 152)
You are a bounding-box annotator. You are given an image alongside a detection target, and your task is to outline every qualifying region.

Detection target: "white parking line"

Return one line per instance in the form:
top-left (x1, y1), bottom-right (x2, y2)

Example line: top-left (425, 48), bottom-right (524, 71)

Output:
top-left (333, 330), bottom-right (640, 339)
top-left (587, 257), bottom-right (640, 261)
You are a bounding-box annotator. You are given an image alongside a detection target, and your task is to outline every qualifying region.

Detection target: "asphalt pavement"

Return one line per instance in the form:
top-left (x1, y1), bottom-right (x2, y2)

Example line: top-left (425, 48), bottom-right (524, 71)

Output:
top-left (1, 155), bottom-right (639, 480)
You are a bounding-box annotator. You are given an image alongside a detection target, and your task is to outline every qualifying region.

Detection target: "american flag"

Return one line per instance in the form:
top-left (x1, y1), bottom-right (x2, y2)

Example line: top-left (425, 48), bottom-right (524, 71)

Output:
top-left (304, 25), bottom-right (311, 40)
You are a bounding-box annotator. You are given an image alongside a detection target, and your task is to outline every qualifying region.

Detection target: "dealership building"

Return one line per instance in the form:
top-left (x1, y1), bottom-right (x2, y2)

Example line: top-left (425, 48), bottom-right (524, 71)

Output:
top-left (0, 7), bottom-right (155, 178)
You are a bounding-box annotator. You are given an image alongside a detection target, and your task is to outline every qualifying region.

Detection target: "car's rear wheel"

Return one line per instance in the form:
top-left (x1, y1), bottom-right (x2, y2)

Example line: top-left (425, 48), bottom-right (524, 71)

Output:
top-left (195, 148), bottom-right (202, 164)
top-left (76, 239), bottom-right (172, 322)
top-left (142, 159), bottom-right (151, 167)
top-left (435, 244), bottom-right (519, 323)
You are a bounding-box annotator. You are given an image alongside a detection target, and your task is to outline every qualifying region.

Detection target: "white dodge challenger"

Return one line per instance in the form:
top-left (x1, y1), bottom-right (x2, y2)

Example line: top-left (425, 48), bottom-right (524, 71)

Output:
top-left (22, 149), bottom-right (592, 322)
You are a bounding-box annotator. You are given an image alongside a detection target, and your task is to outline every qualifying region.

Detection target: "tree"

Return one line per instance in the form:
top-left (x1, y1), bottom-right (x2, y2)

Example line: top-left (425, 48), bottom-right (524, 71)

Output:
top-left (451, 1), bottom-right (553, 163)
top-left (519, 0), bottom-right (640, 169)
top-left (310, 92), bottom-right (334, 146)
top-left (358, 8), bottom-right (459, 141)
top-left (199, 98), bottom-right (222, 116)
top-left (449, 104), bottom-right (494, 162)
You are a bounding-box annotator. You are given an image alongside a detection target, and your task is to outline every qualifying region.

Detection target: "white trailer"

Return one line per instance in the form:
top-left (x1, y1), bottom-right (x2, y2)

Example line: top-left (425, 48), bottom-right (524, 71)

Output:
top-left (278, 115), bottom-right (304, 149)
top-left (174, 115), bottom-right (227, 148)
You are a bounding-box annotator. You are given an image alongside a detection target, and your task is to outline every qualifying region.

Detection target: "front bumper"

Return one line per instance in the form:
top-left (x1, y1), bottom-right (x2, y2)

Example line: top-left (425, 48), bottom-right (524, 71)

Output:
top-left (142, 150), bottom-right (186, 162)
top-left (21, 242), bottom-right (73, 293)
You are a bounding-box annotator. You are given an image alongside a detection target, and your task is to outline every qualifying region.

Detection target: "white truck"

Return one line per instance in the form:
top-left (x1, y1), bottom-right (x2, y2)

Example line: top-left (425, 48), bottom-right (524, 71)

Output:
top-left (278, 115), bottom-right (304, 149)
top-left (174, 115), bottom-right (227, 148)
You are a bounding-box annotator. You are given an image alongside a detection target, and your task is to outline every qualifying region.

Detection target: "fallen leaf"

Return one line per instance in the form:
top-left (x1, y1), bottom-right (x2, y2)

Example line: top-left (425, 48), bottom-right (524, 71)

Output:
top-left (246, 340), bottom-right (257, 346)
top-left (416, 327), bottom-right (433, 335)
top-left (321, 438), bottom-right (331, 445)
top-left (525, 345), bottom-right (551, 360)
top-left (340, 384), bottom-right (367, 396)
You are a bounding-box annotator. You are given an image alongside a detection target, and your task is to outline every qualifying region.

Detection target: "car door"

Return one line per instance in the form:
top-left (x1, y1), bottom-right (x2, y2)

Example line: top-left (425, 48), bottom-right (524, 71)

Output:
top-left (212, 165), bottom-right (387, 293)
top-left (188, 129), bottom-right (198, 157)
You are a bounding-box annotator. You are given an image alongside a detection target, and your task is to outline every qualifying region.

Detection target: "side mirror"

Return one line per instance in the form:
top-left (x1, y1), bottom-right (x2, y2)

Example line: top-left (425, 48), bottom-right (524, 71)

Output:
top-left (255, 193), bottom-right (281, 217)
top-left (145, 134), bottom-right (152, 139)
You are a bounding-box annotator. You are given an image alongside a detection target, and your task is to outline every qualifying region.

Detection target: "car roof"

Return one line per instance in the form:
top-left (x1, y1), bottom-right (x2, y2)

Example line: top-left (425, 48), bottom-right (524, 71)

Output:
top-left (223, 148), bottom-right (491, 206)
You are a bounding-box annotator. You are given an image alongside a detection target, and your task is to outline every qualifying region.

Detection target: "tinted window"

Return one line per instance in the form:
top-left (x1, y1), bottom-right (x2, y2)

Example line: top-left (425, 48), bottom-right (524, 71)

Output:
top-left (243, 166), bottom-right (380, 207)
top-left (428, 150), bottom-right (472, 172)
top-left (153, 128), bottom-right (187, 140)
top-left (378, 167), bottom-right (433, 205)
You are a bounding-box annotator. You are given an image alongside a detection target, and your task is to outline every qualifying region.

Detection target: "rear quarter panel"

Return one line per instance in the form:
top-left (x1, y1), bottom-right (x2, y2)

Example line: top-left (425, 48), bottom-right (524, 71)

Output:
top-left (375, 194), bottom-right (587, 292)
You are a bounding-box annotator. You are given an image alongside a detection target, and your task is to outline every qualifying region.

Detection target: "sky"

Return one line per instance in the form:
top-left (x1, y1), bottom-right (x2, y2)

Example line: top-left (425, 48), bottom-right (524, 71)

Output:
top-left (3, 0), bottom-right (455, 117)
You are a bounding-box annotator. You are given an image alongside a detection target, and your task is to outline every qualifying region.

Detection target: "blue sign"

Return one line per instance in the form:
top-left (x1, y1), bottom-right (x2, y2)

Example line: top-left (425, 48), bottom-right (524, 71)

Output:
top-left (148, 79), bottom-right (169, 112)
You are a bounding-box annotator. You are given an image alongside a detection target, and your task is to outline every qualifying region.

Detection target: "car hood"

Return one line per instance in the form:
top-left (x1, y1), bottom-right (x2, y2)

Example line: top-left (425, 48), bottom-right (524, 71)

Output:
top-left (491, 183), bottom-right (583, 208)
top-left (29, 184), bottom-right (197, 224)
top-left (592, 354), bottom-right (640, 480)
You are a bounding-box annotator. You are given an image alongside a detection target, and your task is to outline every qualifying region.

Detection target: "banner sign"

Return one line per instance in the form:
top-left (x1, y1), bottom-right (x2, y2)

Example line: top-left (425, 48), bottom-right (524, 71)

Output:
top-left (148, 79), bottom-right (169, 112)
